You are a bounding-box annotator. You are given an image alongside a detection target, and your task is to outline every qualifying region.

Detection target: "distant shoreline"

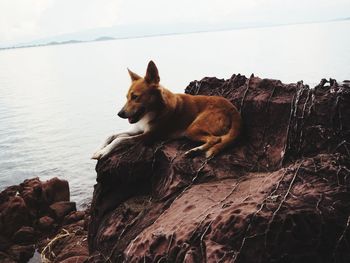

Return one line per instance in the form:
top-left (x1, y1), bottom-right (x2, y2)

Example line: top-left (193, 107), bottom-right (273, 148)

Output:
top-left (1, 17), bottom-right (349, 51)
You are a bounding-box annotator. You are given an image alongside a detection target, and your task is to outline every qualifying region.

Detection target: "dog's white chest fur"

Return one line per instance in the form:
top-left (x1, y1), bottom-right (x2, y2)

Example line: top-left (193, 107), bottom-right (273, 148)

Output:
top-left (134, 112), bottom-right (155, 132)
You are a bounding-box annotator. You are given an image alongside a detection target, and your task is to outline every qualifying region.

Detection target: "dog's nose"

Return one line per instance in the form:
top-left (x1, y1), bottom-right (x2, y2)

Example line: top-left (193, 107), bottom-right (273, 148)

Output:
top-left (118, 109), bottom-right (127, 119)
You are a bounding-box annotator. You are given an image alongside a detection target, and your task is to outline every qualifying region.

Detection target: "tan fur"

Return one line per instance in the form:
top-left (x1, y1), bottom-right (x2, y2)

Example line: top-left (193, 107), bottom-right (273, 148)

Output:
top-left (92, 61), bottom-right (241, 160)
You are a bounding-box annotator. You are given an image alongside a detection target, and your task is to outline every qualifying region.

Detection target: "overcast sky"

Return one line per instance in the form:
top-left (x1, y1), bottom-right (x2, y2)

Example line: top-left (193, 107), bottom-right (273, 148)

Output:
top-left (0, 0), bottom-right (349, 44)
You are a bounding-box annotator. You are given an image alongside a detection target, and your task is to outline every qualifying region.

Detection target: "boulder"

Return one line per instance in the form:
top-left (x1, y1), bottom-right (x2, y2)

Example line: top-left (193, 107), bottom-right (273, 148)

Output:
top-left (39, 226), bottom-right (88, 263)
top-left (60, 256), bottom-right (88, 263)
top-left (63, 211), bottom-right (86, 226)
top-left (12, 227), bottom-right (36, 244)
top-left (49, 201), bottom-right (76, 220)
top-left (42, 177), bottom-right (70, 204)
top-left (7, 244), bottom-right (35, 263)
top-left (20, 178), bottom-right (43, 212)
top-left (88, 75), bottom-right (350, 262)
top-left (0, 252), bottom-right (16, 263)
top-left (0, 196), bottom-right (31, 238)
top-left (37, 216), bottom-right (56, 232)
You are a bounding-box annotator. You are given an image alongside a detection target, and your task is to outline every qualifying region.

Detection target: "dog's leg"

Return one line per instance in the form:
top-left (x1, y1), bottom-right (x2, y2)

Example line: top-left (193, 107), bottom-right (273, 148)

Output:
top-left (184, 123), bottom-right (221, 157)
top-left (92, 128), bottom-right (143, 159)
top-left (92, 135), bottom-right (138, 160)
top-left (184, 139), bottom-right (218, 156)
top-left (92, 132), bottom-right (152, 160)
top-left (205, 128), bottom-right (240, 158)
top-left (184, 136), bottom-right (221, 157)
top-left (99, 130), bottom-right (141, 150)
top-left (183, 109), bottom-right (239, 158)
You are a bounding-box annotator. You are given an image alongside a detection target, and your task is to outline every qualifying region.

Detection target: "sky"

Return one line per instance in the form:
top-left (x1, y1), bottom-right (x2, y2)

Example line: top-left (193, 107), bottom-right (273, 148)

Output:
top-left (0, 0), bottom-right (349, 44)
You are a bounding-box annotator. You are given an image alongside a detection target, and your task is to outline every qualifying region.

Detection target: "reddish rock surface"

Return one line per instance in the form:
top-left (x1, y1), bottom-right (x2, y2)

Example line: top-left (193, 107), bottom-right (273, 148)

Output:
top-left (0, 177), bottom-right (88, 263)
top-left (1, 74), bottom-right (349, 263)
top-left (49, 201), bottom-right (77, 220)
top-left (88, 75), bottom-right (350, 262)
top-left (38, 216), bottom-right (55, 231)
top-left (38, 221), bottom-right (89, 263)
top-left (12, 227), bottom-right (36, 244)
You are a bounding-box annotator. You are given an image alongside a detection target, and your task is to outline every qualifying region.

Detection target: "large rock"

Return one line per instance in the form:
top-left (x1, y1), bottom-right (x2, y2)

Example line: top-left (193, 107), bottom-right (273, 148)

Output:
top-left (7, 244), bottom-right (35, 263)
top-left (42, 177), bottom-right (70, 204)
top-left (49, 201), bottom-right (77, 220)
top-left (0, 196), bottom-right (32, 238)
top-left (88, 75), bottom-right (350, 262)
top-left (37, 216), bottom-right (56, 231)
top-left (12, 226), bottom-right (36, 244)
top-left (39, 223), bottom-right (89, 263)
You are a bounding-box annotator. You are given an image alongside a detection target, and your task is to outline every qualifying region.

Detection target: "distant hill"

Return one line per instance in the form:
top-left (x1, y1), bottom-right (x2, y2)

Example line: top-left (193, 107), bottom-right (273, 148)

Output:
top-left (1, 17), bottom-right (349, 50)
top-left (0, 39), bottom-right (84, 50)
top-left (94, 36), bottom-right (115, 41)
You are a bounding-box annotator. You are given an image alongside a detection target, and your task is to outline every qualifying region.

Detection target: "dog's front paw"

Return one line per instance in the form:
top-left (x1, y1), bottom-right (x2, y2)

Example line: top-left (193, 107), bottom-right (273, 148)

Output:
top-left (91, 150), bottom-right (105, 160)
top-left (105, 134), bottom-right (118, 145)
top-left (184, 148), bottom-right (202, 157)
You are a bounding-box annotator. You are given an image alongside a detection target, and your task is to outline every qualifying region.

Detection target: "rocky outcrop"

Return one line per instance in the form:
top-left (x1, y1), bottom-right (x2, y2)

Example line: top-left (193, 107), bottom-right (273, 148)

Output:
top-left (0, 178), bottom-right (89, 263)
top-left (2, 74), bottom-right (349, 263)
top-left (88, 75), bottom-right (350, 262)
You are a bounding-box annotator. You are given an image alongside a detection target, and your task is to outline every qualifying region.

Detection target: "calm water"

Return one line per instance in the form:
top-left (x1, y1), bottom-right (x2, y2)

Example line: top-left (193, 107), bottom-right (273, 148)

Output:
top-left (0, 21), bottom-right (349, 206)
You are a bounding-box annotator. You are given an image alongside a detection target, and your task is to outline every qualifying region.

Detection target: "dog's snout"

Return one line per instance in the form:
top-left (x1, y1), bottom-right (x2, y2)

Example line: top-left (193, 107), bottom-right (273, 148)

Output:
top-left (118, 109), bottom-right (127, 119)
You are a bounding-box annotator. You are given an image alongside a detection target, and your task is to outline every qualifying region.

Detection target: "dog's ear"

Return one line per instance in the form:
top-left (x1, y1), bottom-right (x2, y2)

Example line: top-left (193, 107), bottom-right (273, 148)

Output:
top-left (145, 60), bottom-right (160, 84)
top-left (127, 68), bottom-right (141, 82)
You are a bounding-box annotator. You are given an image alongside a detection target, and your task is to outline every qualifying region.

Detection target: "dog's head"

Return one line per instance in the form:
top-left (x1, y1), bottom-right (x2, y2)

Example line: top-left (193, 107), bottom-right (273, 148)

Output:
top-left (118, 61), bottom-right (163, 124)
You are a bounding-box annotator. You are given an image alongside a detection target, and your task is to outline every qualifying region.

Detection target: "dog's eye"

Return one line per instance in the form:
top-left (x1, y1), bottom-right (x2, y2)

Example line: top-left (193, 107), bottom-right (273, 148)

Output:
top-left (131, 94), bottom-right (138, 100)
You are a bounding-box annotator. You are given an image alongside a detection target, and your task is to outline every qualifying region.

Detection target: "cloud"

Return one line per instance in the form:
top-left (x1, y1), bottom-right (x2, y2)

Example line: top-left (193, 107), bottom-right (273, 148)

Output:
top-left (116, 0), bottom-right (350, 25)
top-left (0, 0), bottom-right (121, 43)
top-left (0, 0), bottom-right (349, 44)
top-left (0, 0), bottom-right (53, 42)
top-left (37, 0), bottom-right (121, 36)
top-left (116, 0), bottom-right (256, 24)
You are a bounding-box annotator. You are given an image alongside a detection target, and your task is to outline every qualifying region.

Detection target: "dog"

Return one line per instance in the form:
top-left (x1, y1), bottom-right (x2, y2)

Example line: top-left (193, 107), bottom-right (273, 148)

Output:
top-left (92, 61), bottom-right (241, 160)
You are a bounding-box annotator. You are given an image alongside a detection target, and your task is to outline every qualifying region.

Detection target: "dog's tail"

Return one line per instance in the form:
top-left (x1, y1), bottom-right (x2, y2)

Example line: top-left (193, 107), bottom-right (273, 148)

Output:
top-left (207, 110), bottom-right (241, 158)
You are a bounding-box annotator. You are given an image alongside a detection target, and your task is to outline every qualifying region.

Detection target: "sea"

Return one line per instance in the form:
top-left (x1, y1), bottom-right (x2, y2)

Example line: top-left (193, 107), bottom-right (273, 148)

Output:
top-left (0, 21), bottom-right (349, 207)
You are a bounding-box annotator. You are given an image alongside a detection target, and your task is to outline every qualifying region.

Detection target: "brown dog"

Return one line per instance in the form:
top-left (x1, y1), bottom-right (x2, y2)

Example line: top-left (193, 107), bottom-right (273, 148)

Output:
top-left (92, 61), bottom-right (241, 160)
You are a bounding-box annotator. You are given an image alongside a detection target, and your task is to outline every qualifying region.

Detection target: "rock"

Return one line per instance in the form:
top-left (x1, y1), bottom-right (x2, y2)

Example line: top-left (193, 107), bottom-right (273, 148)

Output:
top-left (0, 196), bottom-right (32, 238)
top-left (37, 216), bottom-right (56, 232)
top-left (42, 177), bottom-right (70, 204)
top-left (88, 75), bottom-right (350, 262)
top-left (7, 244), bottom-right (35, 263)
top-left (0, 177), bottom-right (80, 262)
top-left (40, 226), bottom-right (88, 263)
top-left (0, 252), bottom-right (16, 263)
top-left (60, 256), bottom-right (88, 263)
top-left (0, 235), bottom-right (11, 251)
top-left (63, 211), bottom-right (86, 225)
top-left (49, 201), bottom-right (77, 220)
top-left (12, 226), bottom-right (36, 244)
top-left (20, 178), bottom-right (43, 212)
